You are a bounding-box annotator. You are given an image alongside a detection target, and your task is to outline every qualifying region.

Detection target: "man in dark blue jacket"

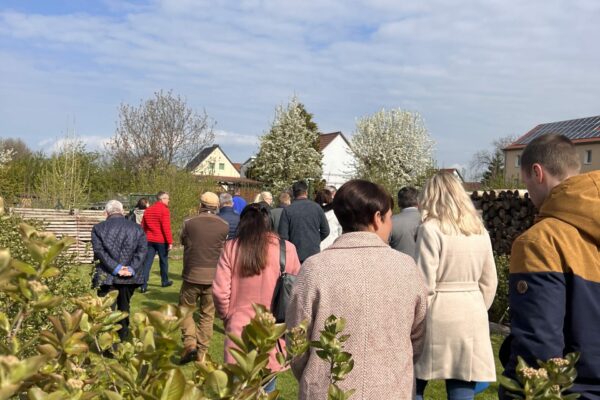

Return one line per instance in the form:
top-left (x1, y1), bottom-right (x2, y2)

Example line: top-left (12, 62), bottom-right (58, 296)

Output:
top-left (92, 200), bottom-right (147, 341)
top-left (278, 181), bottom-right (329, 263)
top-left (217, 193), bottom-right (240, 239)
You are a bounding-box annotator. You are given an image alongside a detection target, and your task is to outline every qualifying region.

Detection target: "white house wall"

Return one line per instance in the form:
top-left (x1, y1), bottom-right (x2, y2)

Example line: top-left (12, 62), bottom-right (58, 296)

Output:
top-left (322, 136), bottom-right (355, 188)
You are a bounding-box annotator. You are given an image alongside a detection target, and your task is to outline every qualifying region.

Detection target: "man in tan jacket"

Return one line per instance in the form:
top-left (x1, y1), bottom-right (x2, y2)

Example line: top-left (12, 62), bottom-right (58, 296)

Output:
top-left (179, 192), bottom-right (229, 364)
top-left (501, 134), bottom-right (600, 399)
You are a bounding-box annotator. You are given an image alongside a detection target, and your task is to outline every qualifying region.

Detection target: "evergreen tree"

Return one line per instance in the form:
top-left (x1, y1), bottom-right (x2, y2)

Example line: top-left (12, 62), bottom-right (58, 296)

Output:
top-left (252, 98), bottom-right (322, 193)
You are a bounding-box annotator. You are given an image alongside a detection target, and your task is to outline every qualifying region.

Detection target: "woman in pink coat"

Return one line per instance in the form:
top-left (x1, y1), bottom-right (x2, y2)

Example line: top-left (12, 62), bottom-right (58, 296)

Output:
top-left (212, 202), bottom-right (301, 393)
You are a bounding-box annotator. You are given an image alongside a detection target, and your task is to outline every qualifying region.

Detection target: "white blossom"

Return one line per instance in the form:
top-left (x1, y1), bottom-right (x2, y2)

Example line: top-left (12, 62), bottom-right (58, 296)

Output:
top-left (351, 108), bottom-right (434, 190)
top-left (252, 97), bottom-right (322, 193)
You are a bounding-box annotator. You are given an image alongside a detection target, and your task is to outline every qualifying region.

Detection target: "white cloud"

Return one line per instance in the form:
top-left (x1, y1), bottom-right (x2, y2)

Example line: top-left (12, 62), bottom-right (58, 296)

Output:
top-left (1, 0), bottom-right (599, 169)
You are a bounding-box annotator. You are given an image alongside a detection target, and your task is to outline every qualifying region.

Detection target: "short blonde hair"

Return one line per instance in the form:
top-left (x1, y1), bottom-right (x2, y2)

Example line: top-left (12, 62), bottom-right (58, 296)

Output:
top-left (419, 172), bottom-right (485, 236)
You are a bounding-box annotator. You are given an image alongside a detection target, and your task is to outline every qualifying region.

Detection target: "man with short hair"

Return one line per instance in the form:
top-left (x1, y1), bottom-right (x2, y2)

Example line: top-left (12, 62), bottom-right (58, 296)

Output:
top-left (179, 192), bottom-right (229, 364)
top-left (278, 181), bottom-right (330, 263)
top-left (389, 186), bottom-right (421, 259)
top-left (218, 192), bottom-right (239, 239)
top-left (500, 134), bottom-right (600, 399)
top-left (271, 192), bottom-right (291, 232)
top-left (232, 188), bottom-right (247, 214)
top-left (141, 191), bottom-right (173, 291)
top-left (92, 200), bottom-right (147, 341)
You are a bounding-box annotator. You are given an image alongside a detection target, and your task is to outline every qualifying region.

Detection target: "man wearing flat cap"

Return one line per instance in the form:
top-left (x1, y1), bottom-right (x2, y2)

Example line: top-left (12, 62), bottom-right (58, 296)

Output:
top-left (179, 192), bottom-right (229, 364)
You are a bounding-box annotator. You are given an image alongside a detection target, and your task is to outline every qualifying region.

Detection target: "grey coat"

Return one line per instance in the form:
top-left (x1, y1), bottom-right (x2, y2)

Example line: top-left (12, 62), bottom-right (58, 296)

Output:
top-left (389, 207), bottom-right (421, 259)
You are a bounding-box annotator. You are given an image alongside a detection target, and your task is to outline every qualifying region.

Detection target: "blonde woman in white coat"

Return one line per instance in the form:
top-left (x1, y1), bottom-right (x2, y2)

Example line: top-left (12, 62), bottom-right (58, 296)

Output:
top-left (414, 172), bottom-right (497, 400)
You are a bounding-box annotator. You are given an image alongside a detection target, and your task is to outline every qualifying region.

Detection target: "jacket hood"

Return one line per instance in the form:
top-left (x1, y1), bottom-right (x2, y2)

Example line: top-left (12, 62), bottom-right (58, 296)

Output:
top-left (538, 171), bottom-right (600, 245)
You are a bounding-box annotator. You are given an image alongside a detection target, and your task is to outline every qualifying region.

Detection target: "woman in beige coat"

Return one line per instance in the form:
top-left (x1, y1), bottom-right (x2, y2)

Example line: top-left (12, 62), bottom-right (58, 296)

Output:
top-left (414, 172), bottom-right (497, 400)
top-left (286, 180), bottom-right (428, 400)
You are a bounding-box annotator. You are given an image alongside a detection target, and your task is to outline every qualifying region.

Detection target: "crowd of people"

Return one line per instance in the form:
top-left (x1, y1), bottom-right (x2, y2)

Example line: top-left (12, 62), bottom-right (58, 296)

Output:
top-left (90, 133), bottom-right (600, 399)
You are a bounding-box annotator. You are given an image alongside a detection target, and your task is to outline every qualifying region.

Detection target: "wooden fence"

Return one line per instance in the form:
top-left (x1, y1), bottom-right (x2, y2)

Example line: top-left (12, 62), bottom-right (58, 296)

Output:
top-left (10, 208), bottom-right (105, 264)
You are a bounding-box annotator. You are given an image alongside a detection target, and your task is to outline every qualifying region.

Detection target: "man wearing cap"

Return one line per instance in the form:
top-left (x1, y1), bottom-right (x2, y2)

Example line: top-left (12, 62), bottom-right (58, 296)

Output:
top-left (178, 192), bottom-right (229, 364)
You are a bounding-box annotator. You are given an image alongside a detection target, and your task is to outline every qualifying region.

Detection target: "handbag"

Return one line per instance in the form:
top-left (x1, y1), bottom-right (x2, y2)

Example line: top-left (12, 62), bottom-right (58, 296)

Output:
top-left (271, 238), bottom-right (296, 323)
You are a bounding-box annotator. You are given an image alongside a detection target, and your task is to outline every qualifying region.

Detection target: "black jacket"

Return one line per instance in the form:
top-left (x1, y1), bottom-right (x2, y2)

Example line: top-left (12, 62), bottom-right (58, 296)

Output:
top-left (91, 214), bottom-right (147, 287)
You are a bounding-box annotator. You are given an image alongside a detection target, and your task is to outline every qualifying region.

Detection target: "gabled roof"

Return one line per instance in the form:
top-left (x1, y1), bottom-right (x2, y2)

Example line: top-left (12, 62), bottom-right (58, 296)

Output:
top-left (232, 163), bottom-right (242, 172)
top-left (505, 115), bottom-right (600, 150)
top-left (186, 144), bottom-right (237, 171)
top-left (319, 131), bottom-right (351, 151)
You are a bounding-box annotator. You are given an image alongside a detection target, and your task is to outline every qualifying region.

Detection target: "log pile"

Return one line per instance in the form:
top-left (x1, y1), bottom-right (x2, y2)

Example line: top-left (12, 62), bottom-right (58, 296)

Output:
top-left (9, 208), bottom-right (105, 264)
top-left (470, 190), bottom-right (536, 255)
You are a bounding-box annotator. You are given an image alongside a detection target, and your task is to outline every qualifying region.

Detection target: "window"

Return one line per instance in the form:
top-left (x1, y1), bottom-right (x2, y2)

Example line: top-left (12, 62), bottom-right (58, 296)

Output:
top-left (515, 155), bottom-right (521, 167)
top-left (584, 150), bottom-right (592, 165)
top-left (219, 163), bottom-right (225, 170)
top-left (209, 162), bottom-right (215, 171)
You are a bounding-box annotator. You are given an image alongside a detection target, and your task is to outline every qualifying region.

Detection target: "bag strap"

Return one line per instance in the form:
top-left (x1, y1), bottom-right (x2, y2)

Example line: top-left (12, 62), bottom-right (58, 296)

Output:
top-left (279, 237), bottom-right (286, 275)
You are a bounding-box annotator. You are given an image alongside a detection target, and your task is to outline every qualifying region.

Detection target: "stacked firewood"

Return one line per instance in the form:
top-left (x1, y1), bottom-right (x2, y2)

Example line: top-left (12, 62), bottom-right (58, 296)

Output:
top-left (471, 189), bottom-right (536, 255)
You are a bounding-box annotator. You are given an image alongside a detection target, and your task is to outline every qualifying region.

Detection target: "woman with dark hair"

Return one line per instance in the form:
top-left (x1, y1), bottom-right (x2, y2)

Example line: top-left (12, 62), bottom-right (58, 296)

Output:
top-left (128, 197), bottom-right (149, 224)
top-left (212, 203), bottom-right (301, 393)
top-left (286, 179), bottom-right (428, 399)
top-left (315, 188), bottom-right (342, 250)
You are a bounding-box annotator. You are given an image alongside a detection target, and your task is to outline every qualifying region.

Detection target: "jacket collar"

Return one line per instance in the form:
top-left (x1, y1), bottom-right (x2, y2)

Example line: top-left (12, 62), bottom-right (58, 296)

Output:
top-left (325, 231), bottom-right (389, 250)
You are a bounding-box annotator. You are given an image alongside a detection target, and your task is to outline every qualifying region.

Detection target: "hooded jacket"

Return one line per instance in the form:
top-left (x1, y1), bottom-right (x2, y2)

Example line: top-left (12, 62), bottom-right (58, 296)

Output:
top-left (501, 171), bottom-right (600, 399)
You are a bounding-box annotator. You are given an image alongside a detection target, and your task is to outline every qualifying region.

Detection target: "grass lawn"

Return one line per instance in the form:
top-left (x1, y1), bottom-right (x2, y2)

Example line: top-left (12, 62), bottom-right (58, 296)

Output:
top-left (83, 254), bottom-right (505, 399)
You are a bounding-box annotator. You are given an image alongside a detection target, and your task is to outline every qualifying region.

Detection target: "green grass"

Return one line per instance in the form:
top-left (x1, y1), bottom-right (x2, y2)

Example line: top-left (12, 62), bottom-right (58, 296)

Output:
top-left (90, 257), bottom-right (504, 399)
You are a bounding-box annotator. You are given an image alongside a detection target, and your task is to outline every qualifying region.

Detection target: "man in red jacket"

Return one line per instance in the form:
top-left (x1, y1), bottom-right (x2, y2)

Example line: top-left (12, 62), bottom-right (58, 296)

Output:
top-left (141, 191), bottom-right (173, 291)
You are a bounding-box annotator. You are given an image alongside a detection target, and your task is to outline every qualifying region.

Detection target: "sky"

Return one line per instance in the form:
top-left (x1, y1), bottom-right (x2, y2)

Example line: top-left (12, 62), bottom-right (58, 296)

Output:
top-left (1, 0), bottom-right (599, 176)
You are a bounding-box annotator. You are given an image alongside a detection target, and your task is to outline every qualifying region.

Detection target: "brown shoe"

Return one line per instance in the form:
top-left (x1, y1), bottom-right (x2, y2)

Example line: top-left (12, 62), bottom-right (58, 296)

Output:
top-left (180, 347), bottom-right (198, 365)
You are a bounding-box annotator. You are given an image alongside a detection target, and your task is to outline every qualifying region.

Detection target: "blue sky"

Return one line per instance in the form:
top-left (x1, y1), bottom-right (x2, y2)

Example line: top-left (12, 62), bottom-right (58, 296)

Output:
top-left (1, 0), bottom-right (599, 176)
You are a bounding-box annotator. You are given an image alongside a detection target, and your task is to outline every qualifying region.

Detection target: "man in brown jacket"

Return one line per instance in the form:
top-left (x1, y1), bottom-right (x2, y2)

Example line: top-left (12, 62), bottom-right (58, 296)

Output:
top-left (179, 192), bottom-right (229, 364)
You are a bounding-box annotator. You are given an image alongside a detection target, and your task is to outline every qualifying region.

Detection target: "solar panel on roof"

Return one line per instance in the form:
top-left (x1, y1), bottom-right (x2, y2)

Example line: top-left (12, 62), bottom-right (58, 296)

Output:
top-left (514, 115), bottom-right (600, 145)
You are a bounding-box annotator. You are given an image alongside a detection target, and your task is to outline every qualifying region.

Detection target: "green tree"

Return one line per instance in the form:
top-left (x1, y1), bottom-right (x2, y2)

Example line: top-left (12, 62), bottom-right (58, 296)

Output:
top-left (36, 138), bottom-right (91, 209)
top-left (469, 136), bottom-right (516, 189)
top-left (252, 97), bottom-right (322, 193)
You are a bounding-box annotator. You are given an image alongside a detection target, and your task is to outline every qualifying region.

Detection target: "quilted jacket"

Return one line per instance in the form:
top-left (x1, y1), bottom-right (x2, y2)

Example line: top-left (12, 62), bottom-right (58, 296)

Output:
top-left (92, 214), bottom-right (148, 287)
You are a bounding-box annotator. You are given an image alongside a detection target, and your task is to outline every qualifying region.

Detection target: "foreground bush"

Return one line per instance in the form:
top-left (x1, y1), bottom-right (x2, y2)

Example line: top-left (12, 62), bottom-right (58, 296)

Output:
top-left (0, 224), bottom-right (354, 399)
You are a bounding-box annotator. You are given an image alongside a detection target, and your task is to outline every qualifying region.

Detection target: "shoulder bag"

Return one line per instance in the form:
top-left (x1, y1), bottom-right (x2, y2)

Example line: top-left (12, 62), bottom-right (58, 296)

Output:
top-left (271, 238), bottom-right (296, 323)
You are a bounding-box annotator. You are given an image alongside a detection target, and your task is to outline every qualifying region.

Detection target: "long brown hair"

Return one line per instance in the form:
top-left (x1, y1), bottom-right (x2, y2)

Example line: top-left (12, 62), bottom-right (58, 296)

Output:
top-left (235, 203), bottom-right (272, 277)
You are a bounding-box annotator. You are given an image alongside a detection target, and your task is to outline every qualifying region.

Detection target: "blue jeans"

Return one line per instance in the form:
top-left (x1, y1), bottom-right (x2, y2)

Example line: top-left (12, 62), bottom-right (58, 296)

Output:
top-left (416, 379), bottom-right (476, 400)
top-left (142, 242), bottom-right (169, 287)
top-left (263, 377), bottom-right (276, 393)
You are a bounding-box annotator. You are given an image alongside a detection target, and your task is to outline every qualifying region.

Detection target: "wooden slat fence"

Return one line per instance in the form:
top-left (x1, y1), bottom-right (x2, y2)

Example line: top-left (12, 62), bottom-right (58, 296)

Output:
top-left (10, 208), bottom-right (105, 264)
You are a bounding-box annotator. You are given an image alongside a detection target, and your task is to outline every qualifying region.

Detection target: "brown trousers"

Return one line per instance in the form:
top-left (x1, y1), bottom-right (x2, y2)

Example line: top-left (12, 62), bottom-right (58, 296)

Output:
top-left (179, 281), bottom-right (215, 352)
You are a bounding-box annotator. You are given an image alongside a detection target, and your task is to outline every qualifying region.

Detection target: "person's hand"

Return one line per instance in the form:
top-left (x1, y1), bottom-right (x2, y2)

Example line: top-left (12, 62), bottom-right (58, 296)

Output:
top-left (118, 267), bottom-right (132, 277)
top-left (168, 244), bottom-right (173, 251)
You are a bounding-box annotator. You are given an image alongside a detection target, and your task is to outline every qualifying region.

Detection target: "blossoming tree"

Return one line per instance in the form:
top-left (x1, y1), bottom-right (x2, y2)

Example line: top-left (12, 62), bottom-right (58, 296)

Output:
top-left (351, 108), bottom-right (435, 191)
top-left (252, 98), bottom-right (322, 193)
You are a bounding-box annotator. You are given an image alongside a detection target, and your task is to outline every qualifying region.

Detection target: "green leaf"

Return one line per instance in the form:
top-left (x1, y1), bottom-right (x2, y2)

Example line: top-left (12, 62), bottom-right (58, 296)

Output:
top-left (205, 370), bottom-right (229, 397)
top-left (160, 369), bottom-right (186, 400)
top-left (102, 390), bottom-right (124, 400)
top-left (40, 267), bottom-right (60, 279)
top-left (226, 332), bottom-right (248, 352)
top-left (0, 312), bottom-right (10, 333)
top-left (0, 248), bottom-right (10, 271)
top-left (12, 260), bottom-right (37, 276)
